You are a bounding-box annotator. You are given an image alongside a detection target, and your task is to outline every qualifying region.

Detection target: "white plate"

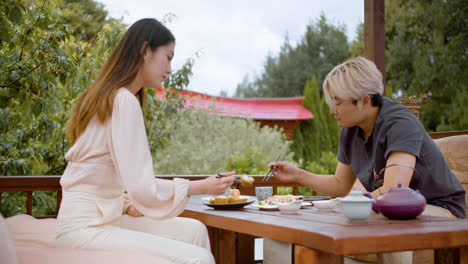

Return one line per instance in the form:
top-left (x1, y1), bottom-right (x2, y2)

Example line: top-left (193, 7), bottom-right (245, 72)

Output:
top-left (201, 195), bottom-right (251, 202)
top-left (252, 202), bottom-right (312, 211)
top-left (201, 196), bottom-right (255, 210)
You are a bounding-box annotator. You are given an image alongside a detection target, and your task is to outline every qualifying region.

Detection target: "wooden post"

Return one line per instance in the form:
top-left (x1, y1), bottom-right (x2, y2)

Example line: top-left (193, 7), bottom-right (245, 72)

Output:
top-left (461, 246), bottom-right (468, 264)
top-left (364, 0), bottom-right (386, 93)
top-left (294, 245), bottom-right (344, 264)
top-left (26, 191), bottom-right (32, 215)
top-left (236, 233), bottom-right (254, 264)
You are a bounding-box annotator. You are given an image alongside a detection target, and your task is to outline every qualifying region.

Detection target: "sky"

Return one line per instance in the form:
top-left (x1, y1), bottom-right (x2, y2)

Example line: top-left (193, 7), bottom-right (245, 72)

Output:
top-left (98, 1), bottom-right (364, 97)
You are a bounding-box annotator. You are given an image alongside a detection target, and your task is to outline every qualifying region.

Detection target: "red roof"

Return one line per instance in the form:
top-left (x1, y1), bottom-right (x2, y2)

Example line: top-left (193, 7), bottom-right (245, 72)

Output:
top-left (155, 88), bottom-right (314, 121)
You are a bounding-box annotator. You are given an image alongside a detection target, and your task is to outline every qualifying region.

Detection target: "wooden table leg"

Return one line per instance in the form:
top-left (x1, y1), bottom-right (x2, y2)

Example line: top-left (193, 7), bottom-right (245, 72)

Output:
top-left (236, 233), bottom-right (254, 264)
top-left (208, 228), bottom-right (236, 264)
top-left (435, 246), bottom-right (468, 264)
top-left (209, 227), bottom-right (254, 264)
top-left (461, 247), bottom-right (468, 264)
top-left (294, 245), bottom-right (344, 264)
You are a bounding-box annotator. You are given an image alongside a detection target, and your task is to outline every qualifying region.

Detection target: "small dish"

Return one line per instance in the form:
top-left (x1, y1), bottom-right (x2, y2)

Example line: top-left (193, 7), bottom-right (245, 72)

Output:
top-left (277, 200), bottom-right (302, 212)
top-left (312, 199), bottom-right (337, 211)
top-left (252, 203), bottom-right (279, 211)
top-left (252, 202), bottom-right (311, 211)
top-left (302, 196), bottom-right (331, 202)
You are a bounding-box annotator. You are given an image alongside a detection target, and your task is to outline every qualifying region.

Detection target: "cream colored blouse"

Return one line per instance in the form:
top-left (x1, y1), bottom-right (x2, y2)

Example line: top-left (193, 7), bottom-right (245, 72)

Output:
top-left (60, 88), bottom-right (190, 220)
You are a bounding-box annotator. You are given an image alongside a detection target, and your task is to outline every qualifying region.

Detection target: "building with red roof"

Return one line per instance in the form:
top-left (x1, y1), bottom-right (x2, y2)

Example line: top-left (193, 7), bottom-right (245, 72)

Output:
top-left (155, 88), bottom-right (314, 139)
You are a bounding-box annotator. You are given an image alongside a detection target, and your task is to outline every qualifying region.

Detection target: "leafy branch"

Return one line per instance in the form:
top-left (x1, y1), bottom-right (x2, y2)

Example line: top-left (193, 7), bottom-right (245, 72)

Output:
top-left (2, 62), bottom-right (43, 89)
top-left (0, 84), bottom-right (24, 89)
top-left (18, 0), bottom-right (47, 62)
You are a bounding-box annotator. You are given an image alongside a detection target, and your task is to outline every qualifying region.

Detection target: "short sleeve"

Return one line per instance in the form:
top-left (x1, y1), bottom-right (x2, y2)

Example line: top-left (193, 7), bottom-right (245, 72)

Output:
top-left (383, 117), bottom-right (424, 159)
top-left (108, 89), bottom-right (190, 219)
top-left (337, 129), bottom-right (350, 164)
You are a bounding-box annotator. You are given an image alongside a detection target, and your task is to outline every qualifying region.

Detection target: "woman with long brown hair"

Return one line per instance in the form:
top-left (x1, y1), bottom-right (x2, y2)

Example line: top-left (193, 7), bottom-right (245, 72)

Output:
top-left (56, 18), bottom-right (234, 264)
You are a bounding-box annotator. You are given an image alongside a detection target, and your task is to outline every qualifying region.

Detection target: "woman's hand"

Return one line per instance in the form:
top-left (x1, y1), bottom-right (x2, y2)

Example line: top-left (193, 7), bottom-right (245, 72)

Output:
top-left (126, 205), bottom-right (144, 217)
top-left (269, 161), bottom-right (299, 183)
top-left (189, 171), bottom-right (235, 195)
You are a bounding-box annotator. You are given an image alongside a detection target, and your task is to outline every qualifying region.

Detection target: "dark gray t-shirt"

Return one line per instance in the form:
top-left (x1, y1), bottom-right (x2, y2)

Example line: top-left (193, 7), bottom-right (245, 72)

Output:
top-left (337, 97), bottom-right (466, 218)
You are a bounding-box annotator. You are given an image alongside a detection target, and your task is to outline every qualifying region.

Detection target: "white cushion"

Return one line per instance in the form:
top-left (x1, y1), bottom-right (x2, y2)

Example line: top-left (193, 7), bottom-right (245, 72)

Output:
top-left (0, 213), bottom-right (19, 264)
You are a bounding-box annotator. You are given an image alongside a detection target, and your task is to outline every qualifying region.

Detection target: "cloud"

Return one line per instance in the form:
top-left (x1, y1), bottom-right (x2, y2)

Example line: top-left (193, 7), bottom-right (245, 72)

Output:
top-left (98, 0), bottom-right (364, 96)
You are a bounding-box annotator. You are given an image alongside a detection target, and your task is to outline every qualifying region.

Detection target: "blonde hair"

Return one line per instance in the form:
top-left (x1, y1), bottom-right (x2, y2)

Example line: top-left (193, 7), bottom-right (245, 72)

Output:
top-left (322, 56), bottom-right (383, 109)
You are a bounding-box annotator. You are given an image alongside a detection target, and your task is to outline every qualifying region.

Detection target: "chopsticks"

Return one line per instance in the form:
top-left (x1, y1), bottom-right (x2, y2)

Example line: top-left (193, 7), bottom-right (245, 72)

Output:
top-left (262, 154), bottom-right (285, 182)
top-left (217, 173), bottom-right (255, 186)
top-left (216, 173), bottom-right (243, 184)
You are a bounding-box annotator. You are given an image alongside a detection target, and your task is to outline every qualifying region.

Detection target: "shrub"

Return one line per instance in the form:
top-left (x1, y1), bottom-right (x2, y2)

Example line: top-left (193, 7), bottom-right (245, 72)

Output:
top-left (153, 106), bottom-right (291, 175)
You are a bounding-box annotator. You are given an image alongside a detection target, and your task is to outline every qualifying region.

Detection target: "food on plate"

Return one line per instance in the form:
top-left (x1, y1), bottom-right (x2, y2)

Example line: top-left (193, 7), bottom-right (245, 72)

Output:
top-left (239, 175), bottom-right (255, 185)
top-left (210, 195), bottom-right (229, 204)
top-left (229, 197), bottom-right (248, 203)
top-left (210, 189), bottom-right (247, 204)
top-left (259, 195), bottom-right (303, 205)
top-left (229, 189), bottom-right (240, 198)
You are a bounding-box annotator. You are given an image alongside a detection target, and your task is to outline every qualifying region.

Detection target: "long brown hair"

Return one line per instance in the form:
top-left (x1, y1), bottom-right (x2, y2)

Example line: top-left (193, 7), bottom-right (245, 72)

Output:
top-left (66, 18), bottom-right (175, 144)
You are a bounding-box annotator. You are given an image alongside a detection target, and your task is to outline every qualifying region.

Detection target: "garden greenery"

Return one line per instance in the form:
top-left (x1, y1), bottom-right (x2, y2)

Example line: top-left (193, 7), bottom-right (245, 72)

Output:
top-left (0, 0), bottom-right (193, 217)
top-left (154, 105), bottom-right (292, 175)
top-left (1, 0), bottom-right (342, 217)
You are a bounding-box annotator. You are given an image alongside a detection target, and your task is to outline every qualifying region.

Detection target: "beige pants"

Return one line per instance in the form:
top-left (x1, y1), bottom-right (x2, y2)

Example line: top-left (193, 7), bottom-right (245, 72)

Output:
top-left (264, 204), bottom-right (456, 264)
top-left (56, 191), bottom-right (214, 264)
top-left (347, 204), bottom-right (456, 264)
top-left (377, 204), bottom-right (456, 264)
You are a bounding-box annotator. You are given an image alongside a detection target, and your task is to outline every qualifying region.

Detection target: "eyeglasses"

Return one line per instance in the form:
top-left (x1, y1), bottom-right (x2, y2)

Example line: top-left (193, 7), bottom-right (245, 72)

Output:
top-left (329, 99), bottom-right (356, 114)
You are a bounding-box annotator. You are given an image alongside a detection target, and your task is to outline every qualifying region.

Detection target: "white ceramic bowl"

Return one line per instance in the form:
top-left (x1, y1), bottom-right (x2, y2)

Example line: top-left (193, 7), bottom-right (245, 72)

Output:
top-left (277, 200), bottom-right (302, 212)
top-left (312, 199), bottom-right (337, 210)
top-left (341, 191), bottom-right (373, 221)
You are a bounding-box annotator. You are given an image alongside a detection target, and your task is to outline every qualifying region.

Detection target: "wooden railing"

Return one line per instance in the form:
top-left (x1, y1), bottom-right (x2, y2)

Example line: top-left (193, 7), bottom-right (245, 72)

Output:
top-left (0, 175), bottom-right (301, 218)
top-left (2, 130), bottom-right (467, 218)
top-left (428, 130), bottom-right (468, 139)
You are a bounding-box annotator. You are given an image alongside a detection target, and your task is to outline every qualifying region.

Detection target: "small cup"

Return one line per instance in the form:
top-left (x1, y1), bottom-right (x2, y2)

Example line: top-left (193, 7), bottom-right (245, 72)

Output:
top-left (256, 187), bottom-right (273, 202)
top-left (341, 191), bottom-right (373, 221)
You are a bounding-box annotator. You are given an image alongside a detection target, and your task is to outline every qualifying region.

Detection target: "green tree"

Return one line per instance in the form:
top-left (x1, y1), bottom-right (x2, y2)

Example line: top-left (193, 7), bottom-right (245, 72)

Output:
top-left (0, 0), bottom-right (127, 217)
top-left (57, 0), bottom-right (109, 42)
top-left (0, 0), bottom-right (196, 217)
top-left (289, 76), bottom-right (339, 168)
top-left (234, 75), bottom-right (258, 98)
top-left (386, 0), bottom-right (468, 131)
top-left (349, 23), bottom-right (364, 57)
top-left (235, 14), bottom-right (350, 98)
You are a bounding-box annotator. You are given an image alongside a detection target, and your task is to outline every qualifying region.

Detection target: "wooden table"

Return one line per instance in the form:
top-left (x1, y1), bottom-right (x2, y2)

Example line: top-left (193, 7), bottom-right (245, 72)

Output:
top-left (180, 196), bottom-right (468, 264)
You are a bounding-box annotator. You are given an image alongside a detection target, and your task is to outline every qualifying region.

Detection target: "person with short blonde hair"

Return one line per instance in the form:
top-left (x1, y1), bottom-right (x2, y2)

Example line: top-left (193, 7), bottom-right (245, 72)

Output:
top-left (323, 56), bottom-right (384, 111)
top-left (267, 56), bottom-right (465, 264)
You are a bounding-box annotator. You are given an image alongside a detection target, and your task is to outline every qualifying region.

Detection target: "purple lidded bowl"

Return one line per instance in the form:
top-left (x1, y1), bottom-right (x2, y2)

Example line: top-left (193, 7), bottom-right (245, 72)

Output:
top-left (375, 183), bottom-right (426, 220)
